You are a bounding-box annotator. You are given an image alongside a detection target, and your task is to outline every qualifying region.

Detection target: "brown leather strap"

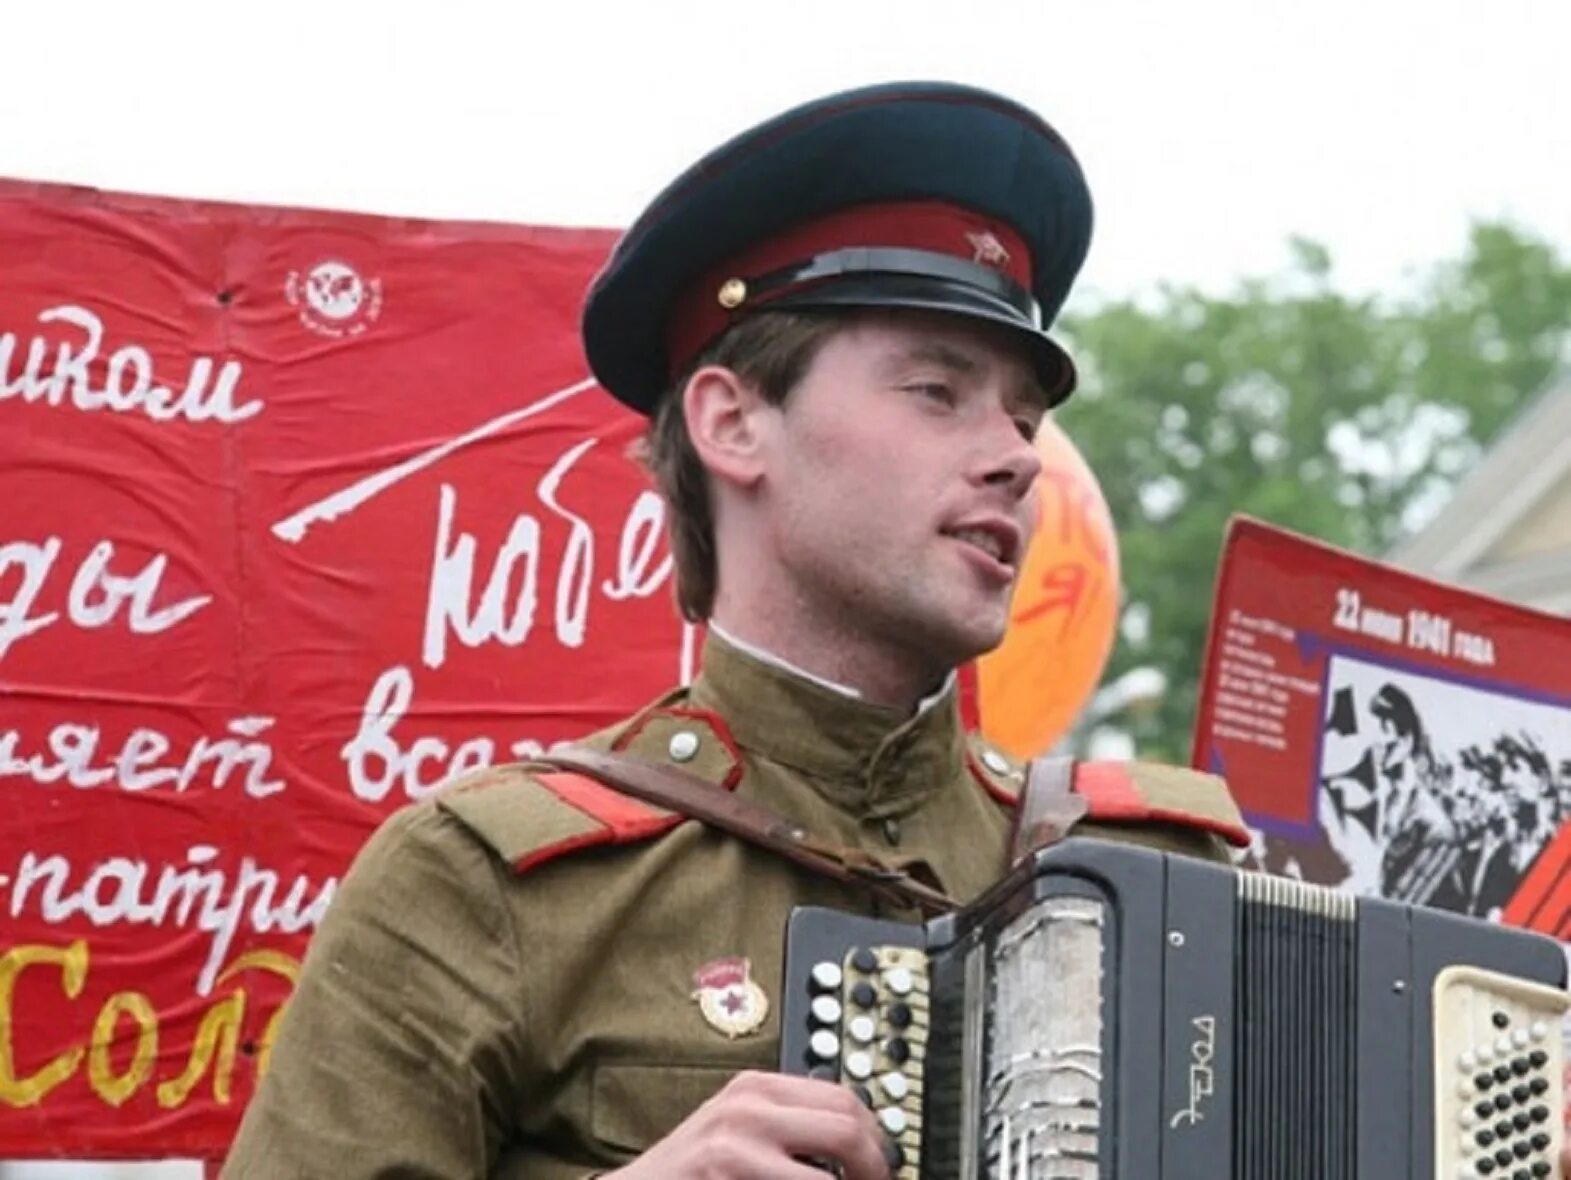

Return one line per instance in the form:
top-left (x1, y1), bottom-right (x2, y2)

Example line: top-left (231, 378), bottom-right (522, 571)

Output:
top-left (540, 746), bottom-right (959, 916)
top-left (1008, 756), bottom-right (1090, 867)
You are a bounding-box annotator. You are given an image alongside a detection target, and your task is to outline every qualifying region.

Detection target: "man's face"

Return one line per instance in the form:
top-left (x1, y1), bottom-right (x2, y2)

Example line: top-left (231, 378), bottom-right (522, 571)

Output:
top-left (750, 310), bottom-right (1046, 679)
top-left (1376, 717), bottom-right (1414, 774)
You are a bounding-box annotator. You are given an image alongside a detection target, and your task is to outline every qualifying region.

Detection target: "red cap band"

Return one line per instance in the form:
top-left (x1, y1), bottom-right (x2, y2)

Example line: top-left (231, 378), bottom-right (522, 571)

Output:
top-left (667, 200), bottom-right (1031, 379)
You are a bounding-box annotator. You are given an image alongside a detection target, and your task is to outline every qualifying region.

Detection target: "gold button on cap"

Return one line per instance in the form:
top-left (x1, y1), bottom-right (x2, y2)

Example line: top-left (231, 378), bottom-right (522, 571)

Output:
top-left (717, 278), bottom-right (747, 308)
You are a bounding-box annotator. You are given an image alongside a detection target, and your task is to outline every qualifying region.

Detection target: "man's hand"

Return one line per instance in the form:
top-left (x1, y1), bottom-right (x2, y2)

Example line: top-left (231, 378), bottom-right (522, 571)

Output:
top-left (603, 1070), bottom-right (894, 1179)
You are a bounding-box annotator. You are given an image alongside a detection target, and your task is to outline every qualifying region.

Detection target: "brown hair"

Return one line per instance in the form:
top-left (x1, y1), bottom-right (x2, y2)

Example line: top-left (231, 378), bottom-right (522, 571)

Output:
top-left (638, 310), bottom-right (843, 621)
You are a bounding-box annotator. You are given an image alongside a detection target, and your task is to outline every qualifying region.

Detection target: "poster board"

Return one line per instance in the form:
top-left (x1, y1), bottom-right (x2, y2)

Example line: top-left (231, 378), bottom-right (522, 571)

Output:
top-left (0, 180), bottom-right (692, 1157)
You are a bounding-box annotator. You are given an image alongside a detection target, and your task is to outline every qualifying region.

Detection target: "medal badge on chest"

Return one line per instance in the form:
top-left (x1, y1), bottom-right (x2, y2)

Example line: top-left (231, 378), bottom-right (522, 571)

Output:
top-left (692, 956), bottom-right (770, 1039)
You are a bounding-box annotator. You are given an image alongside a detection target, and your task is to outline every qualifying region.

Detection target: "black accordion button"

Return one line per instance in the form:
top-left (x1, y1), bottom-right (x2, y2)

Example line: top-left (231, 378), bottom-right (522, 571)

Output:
top-left (851, 981), bottom-right (878, 1009)
top-left (1529, 1104), bottom-right (1550, 1123)
top-left (887, 1002), bottom-right (913, 1029)
top-left (1477, 1129), bottom-right (1497, 1147)
top-left (1513, 1113), bottom-right (1532, 1132)
top-left (1530, 1132), bottom-right (1551, 1151)
top-left (1532, 1162), bottom-right (1552, 1177)
top-left (1528, 1050), bottom-right (1549, 1069)
top-left (1496, 1148), bottom-right (1515, 1167)
top-left (1512, 1057), bottom-right (1532, 1077)
top-left (885, 1037), bottom-right (911, 1065)
top-left (1478, 1100), bottom-right (1500, 1118)
top-left (1476, 1157), bottom-right (1494, 1174)
top-left (1477, 1072), bottom-right (1496, 1090)
top-left (1513, 1140), bottom-right (1532, 1159)
top-left (1496, 1065), bottom-right (1514, 1084)
top-left (1494, 1093), bottom-right (1514, 1112)
top-left (1513, 1169), bottom-right (1532, 1180)
top-left (1512, 1084), bottom-right (1532, 1104)
top-left (1529, 1077), bottom-right (1549, 1096)
top-left (851, 948), bottom-right (878, 974)
top-left (1494, 1011), bottom-right (1512, 1029)
top-left (883, 1137), bottom-right (906, 1169)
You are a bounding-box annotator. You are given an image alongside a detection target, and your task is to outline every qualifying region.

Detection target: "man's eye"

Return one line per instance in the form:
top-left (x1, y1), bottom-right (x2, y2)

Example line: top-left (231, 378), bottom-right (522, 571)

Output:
top-left (909, 383), bottom-right (956, 406)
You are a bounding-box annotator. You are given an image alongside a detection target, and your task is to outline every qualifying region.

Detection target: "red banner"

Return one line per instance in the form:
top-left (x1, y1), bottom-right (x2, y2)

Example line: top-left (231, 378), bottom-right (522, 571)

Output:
top-left (0, 180), bottom-right (693, 1156)
top-left (1194, 517), bottom-right (1571, 932)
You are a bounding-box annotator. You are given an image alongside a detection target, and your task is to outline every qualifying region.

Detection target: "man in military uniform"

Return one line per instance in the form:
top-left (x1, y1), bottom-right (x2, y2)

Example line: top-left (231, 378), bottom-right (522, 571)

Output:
top-left (224, 82), bottom-right (1247, 1179)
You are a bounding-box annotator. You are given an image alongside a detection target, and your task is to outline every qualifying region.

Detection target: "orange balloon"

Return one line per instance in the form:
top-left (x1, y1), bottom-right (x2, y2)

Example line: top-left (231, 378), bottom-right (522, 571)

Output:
top-left (976, 418), bottom-right (1121, 758)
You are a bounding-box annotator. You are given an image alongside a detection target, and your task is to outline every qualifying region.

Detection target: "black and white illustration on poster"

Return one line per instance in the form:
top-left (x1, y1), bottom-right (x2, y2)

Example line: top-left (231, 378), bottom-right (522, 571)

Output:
top-left (1307, 652), bottom-right (1571, 919)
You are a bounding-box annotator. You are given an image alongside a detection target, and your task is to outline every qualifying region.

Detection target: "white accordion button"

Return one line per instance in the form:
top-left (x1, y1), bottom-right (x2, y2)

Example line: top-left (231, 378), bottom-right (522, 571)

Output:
top-left (811, 996), bottom-right (843, 1026)
top-left (810, 962), bottom-right (844, 991)
top-left (1460, 1051), bottom-right (1478, 1070)
top-left (879, 1106), bottom-right (917, 1137)
top-left (1495, 1037), bottom-right (1512, 1056)
top-left (885, 966), bottom-right (915, 996)
top-left (1513, 1029), bottom-right (1530, 1048)
top-left (1532, 1021), bottom-right (1549, 1041)
top-left (848, 1015), bottom-right (877, 1044)
top-left (809, 1031), bottom-right (840, 1062)
top-left (845, 1051), bottom-right (873, 1080)
top-left (668, 731), bottom-right (700, 762)
top-left (879, 1107), bottom-right (909, 1135)
top-left (881, 1071), bottom-right (910, 1101)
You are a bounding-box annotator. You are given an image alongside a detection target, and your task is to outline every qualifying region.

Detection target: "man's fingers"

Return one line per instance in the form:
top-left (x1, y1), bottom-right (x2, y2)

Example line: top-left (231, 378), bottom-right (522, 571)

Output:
top-left (731, 1097), bottom-right (890, 1180)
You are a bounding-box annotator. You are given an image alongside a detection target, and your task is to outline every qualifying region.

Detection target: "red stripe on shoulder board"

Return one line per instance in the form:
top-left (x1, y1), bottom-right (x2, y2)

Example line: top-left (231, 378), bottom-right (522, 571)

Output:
top-left (1073, 763), bottom-right (1144, 813)
top-left (534, 771), bottom-right (672, 835)
top-left (1073, 763), bottom-right (1251, 849)
top-left (513, 772), bottom-right (682, 874)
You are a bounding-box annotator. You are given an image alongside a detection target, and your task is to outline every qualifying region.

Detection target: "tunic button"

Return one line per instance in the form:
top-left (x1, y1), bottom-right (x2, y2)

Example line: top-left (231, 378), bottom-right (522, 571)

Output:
top-left (881, 818), bottom-right (902, 845)
top-left (668, 731), bottom-right (700, 762)
top-left (982, 749), bottom-right (1011, 774)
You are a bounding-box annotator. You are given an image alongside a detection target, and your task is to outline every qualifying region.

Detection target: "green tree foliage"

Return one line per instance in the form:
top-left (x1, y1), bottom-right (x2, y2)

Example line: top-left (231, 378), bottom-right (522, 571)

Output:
top-left (1056, 222), bottom-right (1571, 761)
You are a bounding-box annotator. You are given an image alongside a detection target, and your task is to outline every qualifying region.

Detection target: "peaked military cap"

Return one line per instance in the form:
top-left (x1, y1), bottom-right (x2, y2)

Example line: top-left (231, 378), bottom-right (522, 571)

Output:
top-left (582, 81), bottom-right (1094, 415)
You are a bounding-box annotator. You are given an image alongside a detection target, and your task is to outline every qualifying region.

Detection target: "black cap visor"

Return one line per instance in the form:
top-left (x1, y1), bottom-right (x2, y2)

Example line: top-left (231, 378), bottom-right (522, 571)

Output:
top-left (758, 270), bottom-right (1076, 407)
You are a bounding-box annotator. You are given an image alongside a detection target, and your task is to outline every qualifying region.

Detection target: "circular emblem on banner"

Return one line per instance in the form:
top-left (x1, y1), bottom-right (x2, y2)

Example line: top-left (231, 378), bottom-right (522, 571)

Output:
top-left (285, 259), bottom-right (383, 338)
top-left (692, 956), bottom-right (769, 1039)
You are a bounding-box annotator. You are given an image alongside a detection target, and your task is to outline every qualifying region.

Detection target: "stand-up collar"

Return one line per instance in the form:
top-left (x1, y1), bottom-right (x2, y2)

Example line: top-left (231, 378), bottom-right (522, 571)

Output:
top-left (687, 631), bottom-right (968, 816)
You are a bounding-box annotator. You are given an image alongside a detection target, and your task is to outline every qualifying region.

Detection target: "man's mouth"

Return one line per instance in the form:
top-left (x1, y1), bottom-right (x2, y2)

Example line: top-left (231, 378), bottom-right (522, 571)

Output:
top-left (944, 521), bottom-right (1021, 571)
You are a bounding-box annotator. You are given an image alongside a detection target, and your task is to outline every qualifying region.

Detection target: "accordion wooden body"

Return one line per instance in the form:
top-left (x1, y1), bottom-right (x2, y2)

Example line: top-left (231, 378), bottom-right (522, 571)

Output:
top-left (780, 838), bottom-right (1569, 1179)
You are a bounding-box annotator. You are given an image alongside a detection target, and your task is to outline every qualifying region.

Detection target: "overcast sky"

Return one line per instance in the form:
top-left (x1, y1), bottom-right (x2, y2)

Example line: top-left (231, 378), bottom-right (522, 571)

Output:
top-left (6, 0), bottom-right (1569, 309)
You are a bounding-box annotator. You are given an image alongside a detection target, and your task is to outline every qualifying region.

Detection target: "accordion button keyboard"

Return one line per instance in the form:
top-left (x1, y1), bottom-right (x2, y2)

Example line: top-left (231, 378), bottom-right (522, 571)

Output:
top-left (1434, 965), bottom-right (1569, 1180)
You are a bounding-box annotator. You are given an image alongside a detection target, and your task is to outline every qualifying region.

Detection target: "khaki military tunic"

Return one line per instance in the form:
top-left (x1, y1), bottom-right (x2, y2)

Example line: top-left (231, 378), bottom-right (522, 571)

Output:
top-left (224, 636), bottom-right (1233, 1178)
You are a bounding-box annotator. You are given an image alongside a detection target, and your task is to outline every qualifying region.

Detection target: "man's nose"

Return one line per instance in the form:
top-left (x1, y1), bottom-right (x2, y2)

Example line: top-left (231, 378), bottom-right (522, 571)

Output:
top-left (977, 414), bottom-right (1044, 497)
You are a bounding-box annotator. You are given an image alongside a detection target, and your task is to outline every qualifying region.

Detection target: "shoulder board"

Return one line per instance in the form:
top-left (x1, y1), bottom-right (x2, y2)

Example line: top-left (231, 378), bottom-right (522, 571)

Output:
top-left (437, 702), bottom-right (744, 875)
top-left (1072, 760), bottom-right (1251, 848)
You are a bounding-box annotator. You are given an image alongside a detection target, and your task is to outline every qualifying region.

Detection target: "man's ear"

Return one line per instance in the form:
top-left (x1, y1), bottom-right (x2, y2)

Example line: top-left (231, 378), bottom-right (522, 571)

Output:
top-left (682, 365), bottom-right (772, 490)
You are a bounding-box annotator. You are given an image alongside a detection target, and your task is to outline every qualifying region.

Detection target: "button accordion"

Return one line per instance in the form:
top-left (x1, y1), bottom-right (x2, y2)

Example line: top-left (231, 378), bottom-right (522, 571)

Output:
top-left (779, 838), bottom-right (1569, 1179)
